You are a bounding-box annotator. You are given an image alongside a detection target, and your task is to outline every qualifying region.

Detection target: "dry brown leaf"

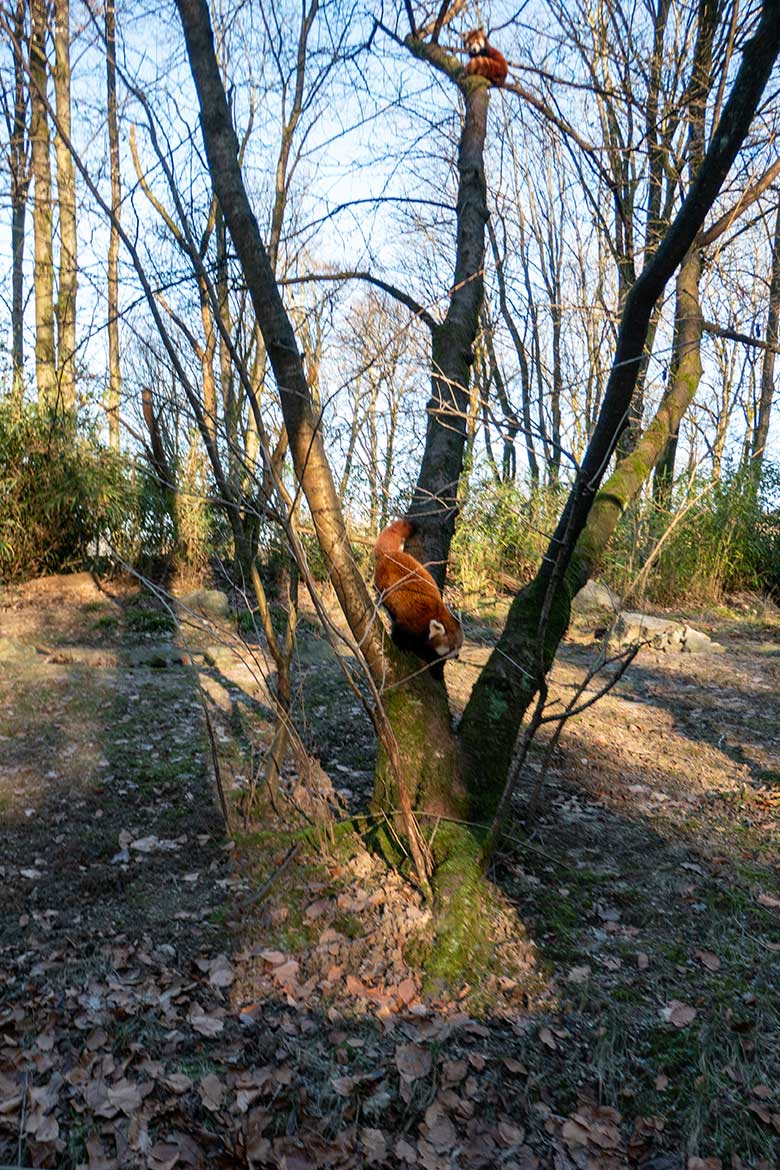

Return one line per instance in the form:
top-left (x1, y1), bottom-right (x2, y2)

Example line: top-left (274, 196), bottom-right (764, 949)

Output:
top-left (748, 1100), bottom-right (773, 1125)
top-left (561, 1118), bottom-right (589, 1148)
top-left (695, 950), bottom-right (721, 972)
top-left (397, 977), bottom-right (417, 1005)
top-left (655, 1074), bottom-right (669, 1091)
top-left (497, 1118), bottom-right (525, 1146)
top-left (395, 1041), bottom-right (432, 1081)
top-left (661, 1000), bottom-right (697, 1028)
top-left (208, 955), bottom-right (235, 988)
top-left (106, 1078), bottom-right (143, 1115)
top-left (422, 1103), bottom-right (456, 1153)
top-left (441, 1059), bottom-right (467, 1084)
top-left (198, 1072), bottom-right (225, 1112)
top-left (164, 1073), bottom-right (193, 1094)
top-left (360, 1126), bottom-right (387, 1164)
top-left (539, 1026), bottom-right (557, 1050)
top-left (85, 1134), bottom-right (119, 1170)
top-left (688, 1159), bottom-right (723, 1170)
top-left (188, 1006), bottom-right (224, 1037)
top-left (757, 892), bottom-right (780, 909)
top-left (395, 1137), bottom-right (417, 1162)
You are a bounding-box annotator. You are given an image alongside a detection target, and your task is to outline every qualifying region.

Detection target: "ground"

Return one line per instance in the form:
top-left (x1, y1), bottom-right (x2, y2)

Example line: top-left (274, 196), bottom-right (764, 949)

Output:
top-left (1, 574), bottom-right (779, 1169)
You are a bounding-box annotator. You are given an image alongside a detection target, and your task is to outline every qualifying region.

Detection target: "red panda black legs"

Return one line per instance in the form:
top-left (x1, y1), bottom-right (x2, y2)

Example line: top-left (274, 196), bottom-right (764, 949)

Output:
top-left (373, 519), bottom-right (463, 680)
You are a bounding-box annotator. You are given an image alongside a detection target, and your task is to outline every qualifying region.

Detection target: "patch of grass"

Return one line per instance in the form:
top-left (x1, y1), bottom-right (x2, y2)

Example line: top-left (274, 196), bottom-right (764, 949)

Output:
top-left (93, 613), bottom-right (119, 630)
top-left (332, 913), bottom-right (363, 939)
top-left (125, 599), bottom-right (175, 635)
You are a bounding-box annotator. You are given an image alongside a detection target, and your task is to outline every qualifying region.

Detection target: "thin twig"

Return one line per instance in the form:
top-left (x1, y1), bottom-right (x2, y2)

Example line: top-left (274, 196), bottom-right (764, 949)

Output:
top-left (238, 842), bottom-right (301, 908)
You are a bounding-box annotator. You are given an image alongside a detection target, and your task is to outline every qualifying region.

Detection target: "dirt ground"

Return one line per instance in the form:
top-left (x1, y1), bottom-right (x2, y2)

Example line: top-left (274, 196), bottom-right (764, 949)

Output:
top-left (1, 574), bottom-right (779, 1170)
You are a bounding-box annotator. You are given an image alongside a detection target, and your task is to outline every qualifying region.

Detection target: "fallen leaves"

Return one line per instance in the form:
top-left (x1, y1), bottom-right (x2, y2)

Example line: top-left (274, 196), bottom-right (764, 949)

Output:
top-left (395, 1041), bottom-right (432, 1081)
top-left (660, 1000), bottom-right (698, 1028)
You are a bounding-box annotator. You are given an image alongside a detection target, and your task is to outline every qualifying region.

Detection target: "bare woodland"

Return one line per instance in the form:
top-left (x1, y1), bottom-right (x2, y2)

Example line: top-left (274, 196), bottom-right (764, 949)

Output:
top-left (2, 0), bottom-right (780, 1165)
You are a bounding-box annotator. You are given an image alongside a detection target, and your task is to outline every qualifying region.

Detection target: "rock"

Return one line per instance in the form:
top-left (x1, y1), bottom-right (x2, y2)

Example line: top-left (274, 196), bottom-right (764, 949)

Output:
top-left (613, 612), bottom-right (723, 654)
top-left (127, 644), bottom-right (191, 669)
top-left (573, 579), bottom-right (621, 613)
top-left (176, 589), bottom-right (230, 622)
top-left (0, 636), bottom-right (44, 663)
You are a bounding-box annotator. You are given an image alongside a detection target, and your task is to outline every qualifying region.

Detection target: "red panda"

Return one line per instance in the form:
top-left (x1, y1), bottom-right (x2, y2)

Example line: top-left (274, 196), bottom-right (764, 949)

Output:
top-left (462, 28), bottom-right (508, 87)
top-left (374, 519), bottom-right (464, 680)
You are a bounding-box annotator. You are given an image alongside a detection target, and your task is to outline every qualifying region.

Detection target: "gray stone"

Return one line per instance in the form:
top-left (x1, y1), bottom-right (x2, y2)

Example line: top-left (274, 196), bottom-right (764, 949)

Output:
top-left (573, 579), bottom-right (621, 613)
top-left (176, 588), bottom-right (231, 621)
top-left (0, 636), bottom-right (43, 663)
top-left (613, 611), bottom-right (723, 654)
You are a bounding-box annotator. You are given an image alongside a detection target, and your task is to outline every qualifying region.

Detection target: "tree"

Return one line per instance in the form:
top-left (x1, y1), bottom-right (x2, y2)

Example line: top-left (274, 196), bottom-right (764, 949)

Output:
top-left (53, 0), bottom-right (77, 411)
top-left (1, 0), bottom-right (30, 405)
top-left (106, 0), bottom-right (121, 449)
top-left (173, 0), bottom-right (780, 971)
top-left (29, 0), bottom-right (56, 407)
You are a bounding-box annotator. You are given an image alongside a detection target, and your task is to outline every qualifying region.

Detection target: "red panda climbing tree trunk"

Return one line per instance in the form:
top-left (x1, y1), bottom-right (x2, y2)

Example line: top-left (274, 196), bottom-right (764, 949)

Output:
top-left (176, 0), bottom-right (780, 981)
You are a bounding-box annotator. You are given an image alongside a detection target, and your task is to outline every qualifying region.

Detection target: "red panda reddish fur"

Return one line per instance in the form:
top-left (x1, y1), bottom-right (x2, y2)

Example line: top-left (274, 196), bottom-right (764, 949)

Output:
top-left (463, 29), bottom-right (508, 87)
top-left (374, 519), bottom-right (463, 680)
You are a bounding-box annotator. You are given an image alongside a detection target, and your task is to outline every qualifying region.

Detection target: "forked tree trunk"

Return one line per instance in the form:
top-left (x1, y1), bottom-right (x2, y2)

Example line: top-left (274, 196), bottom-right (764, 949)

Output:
top-left (29, 0), bottom-right (57, 408)
top-left (176, 0), bottom-right (780, 979)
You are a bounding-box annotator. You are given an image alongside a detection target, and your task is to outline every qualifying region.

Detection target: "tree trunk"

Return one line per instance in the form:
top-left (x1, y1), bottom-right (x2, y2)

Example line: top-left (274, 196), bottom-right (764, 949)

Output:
top-left (106, 0), bottom-right (122, 449)
top-left (53, 0), bottom-right (77, 412)
top-left (751, 199), bottom-right (780, 467)
top-left (9, 0), bottom-right (30, 406)
top-left (29, 0), bottom-right (57, 408)
top-left (406, 76), bottom-right (490, 589)
top-left (176, 0), bottom-right (780, 979)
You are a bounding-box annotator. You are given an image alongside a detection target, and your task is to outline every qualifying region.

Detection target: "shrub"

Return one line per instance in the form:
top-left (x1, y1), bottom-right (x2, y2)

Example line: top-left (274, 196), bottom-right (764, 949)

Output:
top-left (449, 479), bottom-right (568, 602)
top-left (606, 463), bottom-right (780, 605)
top-left (0, 403), bottom-right (122, 581)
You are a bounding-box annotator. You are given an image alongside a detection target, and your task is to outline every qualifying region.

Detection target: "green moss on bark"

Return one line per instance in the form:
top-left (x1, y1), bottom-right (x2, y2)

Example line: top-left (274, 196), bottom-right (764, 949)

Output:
top-left (424, 822), bottom-right (496, 990)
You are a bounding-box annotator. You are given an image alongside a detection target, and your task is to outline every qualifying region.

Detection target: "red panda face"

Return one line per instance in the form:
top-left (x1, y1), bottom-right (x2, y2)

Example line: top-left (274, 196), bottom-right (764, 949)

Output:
top-left (463, 29), bottom-right (487, 56)
top-left (428, 615), bottom-right (464, 659)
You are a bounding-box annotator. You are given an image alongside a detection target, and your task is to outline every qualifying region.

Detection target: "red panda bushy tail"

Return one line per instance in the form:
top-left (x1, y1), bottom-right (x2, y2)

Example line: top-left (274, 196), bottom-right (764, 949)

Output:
top-left (374, 518), bottom-right (415, 559)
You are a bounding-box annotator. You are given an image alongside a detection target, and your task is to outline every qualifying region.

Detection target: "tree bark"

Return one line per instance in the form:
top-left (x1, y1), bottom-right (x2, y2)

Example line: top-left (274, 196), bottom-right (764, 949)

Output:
top-left (106, 0), bottom-right (122, 449)
top-left (7, 0), bottom-right (30, 406)
top-left (751, 199), bottom-right (780, 467)
top-left (29, 0), bottom-right (57, 408)
top-left (53, 0), bottom-right (77, 412)
top-left (404, 42), bottom-right (492, 588)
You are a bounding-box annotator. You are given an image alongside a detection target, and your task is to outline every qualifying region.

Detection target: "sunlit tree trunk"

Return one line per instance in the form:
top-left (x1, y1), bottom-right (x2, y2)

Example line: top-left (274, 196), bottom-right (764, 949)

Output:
top-left (8, 0), bottom-right (30, 406)
top-left (29, 0), bottom-right (57, 407)
top-left (106, 0), bottom-right (122, 448)
top-left (53, 0), bottom-right (77, 411)
top-left (752, 200), bottom-right (780, 469)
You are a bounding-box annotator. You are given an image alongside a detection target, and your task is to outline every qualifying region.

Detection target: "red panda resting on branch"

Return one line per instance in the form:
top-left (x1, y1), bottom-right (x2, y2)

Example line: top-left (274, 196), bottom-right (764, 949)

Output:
top-left (462, 28), bottom-right (508, 87)
top-left (374, 520), bottom-right (464, 681)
